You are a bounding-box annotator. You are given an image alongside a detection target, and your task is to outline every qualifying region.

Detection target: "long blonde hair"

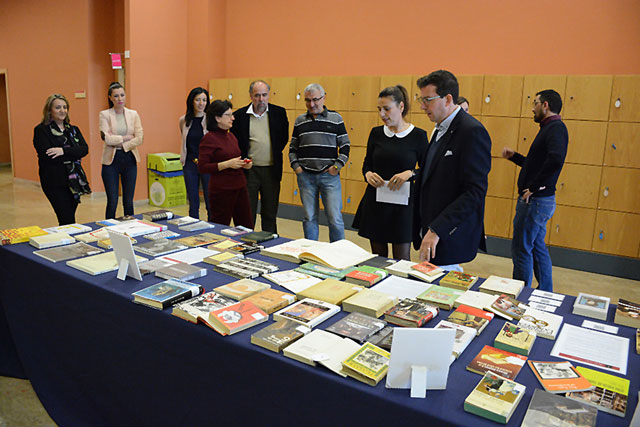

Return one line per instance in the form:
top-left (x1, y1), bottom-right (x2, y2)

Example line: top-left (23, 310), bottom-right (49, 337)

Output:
top-left (41, 94), bottom-right (70, 125)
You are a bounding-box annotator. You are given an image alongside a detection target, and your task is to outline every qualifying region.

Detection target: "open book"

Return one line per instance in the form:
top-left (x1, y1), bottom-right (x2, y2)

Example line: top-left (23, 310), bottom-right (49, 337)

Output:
top-left (298, 239), bottom-right (375, 270)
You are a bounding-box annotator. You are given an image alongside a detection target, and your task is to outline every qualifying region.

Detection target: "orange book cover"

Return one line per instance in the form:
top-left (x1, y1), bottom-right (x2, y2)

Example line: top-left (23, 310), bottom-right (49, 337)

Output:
top-left (411, 261), bottom-right (440, 275)
top-left (466, 345), bottom-right (527, 380)
top-left (208, 300), bottom-right (268, 335)
top-left (528, 360), bottom-right (593, 393)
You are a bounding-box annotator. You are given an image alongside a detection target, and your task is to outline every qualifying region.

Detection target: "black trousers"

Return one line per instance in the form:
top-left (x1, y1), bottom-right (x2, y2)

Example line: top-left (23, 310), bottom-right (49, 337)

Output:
top-left (42, 184), bottom-right (78, 225)
top-left (246, 165), bottom-right (281, 233)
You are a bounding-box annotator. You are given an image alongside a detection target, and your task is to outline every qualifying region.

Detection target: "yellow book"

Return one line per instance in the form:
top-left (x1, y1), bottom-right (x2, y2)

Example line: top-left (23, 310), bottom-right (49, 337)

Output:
top-left (1, 226), bottom-right (47, 245)
top-left (203, 251), bottom-right (242, 266)
top-left (214, 279), bottom-right (270, 300)
top-left (566, 366), bottom-right (630, 417)
top-left (208, 239), bottom-right (240, 250)
top-left (296, 278), bottom-right (364, 305)
top-left (341, 342), bottom-right (390, 386)
top-left (66, 251), bottom-right (147, 275)
top-left (342, 289), bottom-right (397, 318)
top-left (439, 271), bottom-right (478, 291)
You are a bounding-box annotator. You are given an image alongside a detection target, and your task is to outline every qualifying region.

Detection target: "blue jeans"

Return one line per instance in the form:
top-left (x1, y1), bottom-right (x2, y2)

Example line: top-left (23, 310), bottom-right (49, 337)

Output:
top-left (183, 160), bottom-right (210, 219)
top-left (511, 195), bottom-right (556, 291)
top-left (101, 150), bottom-right (137, 219)
top-left (296, 171), bottom-right (344, 242)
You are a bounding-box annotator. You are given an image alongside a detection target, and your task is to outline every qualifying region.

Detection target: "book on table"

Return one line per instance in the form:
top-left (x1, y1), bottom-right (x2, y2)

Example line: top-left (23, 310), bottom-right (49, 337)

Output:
top-left (29, 232), bottom-right (75, 249)
top-left (433, 320), bottom-right (476, 359)
top-left (159, 247), bottom-right (218, 264)
top-left (272, 298), bottom-right (340, 328)
top-left (208, 300), bottom-right (268, 336)
top-left (105, 219), bottom-right (168, 237)
top-left (494, 322), bottom-right (536, 356)
top-left (341, 289), bottom-right (397, 318)
top-left (260, 238), bottom-right (322, 263)
top-left (214, 258), bottom-right (278, 280)
top-left (224, 242), bottom-right (263, 255)
top-left (171, 291), bottom-right (236, 326)
top-left (325, 312), bottom-right (387, 344)
top-left (0, 226), bottom-right (47, 245)
top-left (133, 238), bottom-right (188, 257)
top-left (179, 221), bottom-right (215, 232)
top-left (478, 275), bottom-right (524, 299)
top-left (565, 366), bottom-right (630, 418)
top-left (366, 326), bottom-right (394, 351)
top-left (527, 360), bottom-right (593, 394)
top-left (142, 209), bottom-right (174, 222)
top-left (240, 231), bottom-right (278, 243)
top-left (466, 345), bottom-right (527, 380)
top-left (283, 329), bottom-right (360, 376)
top-left (383, 298), bottom-right (439, 327)
top-left (488, 294), bottom-right (529, 321)
top-left (357, 256), bottom-right (397, 269)
top-left (385, 259), bottom-right (417, 278)
top-left (369, 275), bottom-right (432, 300)
top-left (614, 298), bottom-right (640, 329)
top-left (138, 258), bottom-right (177, 275)
top-left (261, 270), bottom-right (321, 294)
top-left (437, 270), bottom-right (478, 290)
top-left (521, 389), bottom-right (597, 427)
top-left (251, 319), bottom-right (311, 353)
top-left (446, 304), bottom-right (494, 336)
top-left (167, 216), bottom-right (199, 226)
top-left (416, 284), bottom-right (464, 311)
top-left (341, 342), bottom-right (390, 386)
top-left (573, 292), bottom-right (610, 321)
top-left (517, 306), bottom-right (563, 340)
top-left (296, 278), bottom-right (364, 306)
top-left (132, 279), bottom-right (203, 310)
top-left (97, 236), bottom-right (136, 249)
top-left (175, 232), bottom-right (225, 247)
top-left (453, 290), bottom-right (499, 310)
top-left (42, 223), bottom-right (92, 235)
top-left (295, 262), bottom-right (355, 280)
top-left (202, 251), bottom-right (243, 266)
top-left (207, 238), bottom-right (240, 251)
top-left (66, 251), bottom-right (147, 275)
top-left (220, 225), bottom-right (253, 236)
top-left (344, 266), bottom-right (388, 287)
top-left (213, 278), bottom-right (270, 300)
top-left (296, 239), bottom-right (376, 270)
top-left (33, 242), bottom-right (104, 263)
top-left (243, 288), bottom-right (296, 314)
top-left (407, 261), bottom-right (444, 283)
top-left (143, 230), bottom-right (180, 240)
top-left (154, 262), bottom-right (207, 281)
top-left (464, 371), bottom-right (526, 424)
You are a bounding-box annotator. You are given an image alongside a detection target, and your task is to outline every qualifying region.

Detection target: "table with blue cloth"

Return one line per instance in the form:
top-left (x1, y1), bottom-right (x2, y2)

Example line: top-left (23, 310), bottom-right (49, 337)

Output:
top-left (0, 219), bottom-right (638, 426)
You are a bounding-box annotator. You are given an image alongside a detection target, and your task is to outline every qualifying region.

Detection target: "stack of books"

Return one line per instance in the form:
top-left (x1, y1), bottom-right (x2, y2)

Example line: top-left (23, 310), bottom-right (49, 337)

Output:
top-left (142, 209), bottom-right (175, 222)
top-left (478, 275), bottom-right (524, 299)
top-left (408, 261), bottom-right (445, 283)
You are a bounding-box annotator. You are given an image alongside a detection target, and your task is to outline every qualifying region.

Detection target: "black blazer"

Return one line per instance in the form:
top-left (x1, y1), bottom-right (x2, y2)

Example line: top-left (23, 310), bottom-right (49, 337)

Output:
top-left (230, 103), bottom-right (290, 179)
top-left (33, 123), bottom-right (89, 187)
top-left (412, 110), bottom-right (492, 265)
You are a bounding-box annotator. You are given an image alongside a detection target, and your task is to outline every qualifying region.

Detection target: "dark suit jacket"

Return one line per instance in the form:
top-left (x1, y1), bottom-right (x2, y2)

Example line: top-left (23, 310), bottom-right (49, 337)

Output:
top-left (230, 103), bottom-right (290, 179)
top-left (412, 110), bottom-right (492, 265)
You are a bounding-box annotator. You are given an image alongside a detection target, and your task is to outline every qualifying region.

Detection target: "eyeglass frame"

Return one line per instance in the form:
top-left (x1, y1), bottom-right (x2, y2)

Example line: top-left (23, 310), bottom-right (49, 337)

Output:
top-left (416, 95), bottom-right (443, 105)
top-left (304, 95), bottom-right (325, 104)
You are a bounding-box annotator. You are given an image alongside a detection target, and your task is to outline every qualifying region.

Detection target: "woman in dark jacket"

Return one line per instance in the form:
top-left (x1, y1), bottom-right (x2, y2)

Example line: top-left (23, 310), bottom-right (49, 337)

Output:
top-left (33, 94), bottom-right (90, 225)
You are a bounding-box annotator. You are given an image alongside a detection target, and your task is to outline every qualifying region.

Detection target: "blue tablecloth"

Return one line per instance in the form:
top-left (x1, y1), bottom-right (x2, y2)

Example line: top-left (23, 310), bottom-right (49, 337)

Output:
top-left (0, 220), bottom-right (637, 426)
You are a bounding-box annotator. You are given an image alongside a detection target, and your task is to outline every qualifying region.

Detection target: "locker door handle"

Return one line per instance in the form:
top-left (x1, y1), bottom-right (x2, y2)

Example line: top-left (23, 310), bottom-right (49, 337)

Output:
top-left (611, 144), bottom-right (617, 150)
top-left (485, 94), bottom-right (491, 104)
top-left (599, 231), bottom-right (604, 240)
top-left (556, 225), bottom-right (560, 233)
top-left (614, 98), bottom-right (621, 108)
top-left (603, 187), bottom-right (609, 197)
top-left (347, 196), bottom-right (351, 204)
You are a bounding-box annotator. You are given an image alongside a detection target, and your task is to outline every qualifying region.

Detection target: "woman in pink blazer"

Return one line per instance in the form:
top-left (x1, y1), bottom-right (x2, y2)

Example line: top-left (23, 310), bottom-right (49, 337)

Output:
top-left (99, 82), bottom-right (143, 219)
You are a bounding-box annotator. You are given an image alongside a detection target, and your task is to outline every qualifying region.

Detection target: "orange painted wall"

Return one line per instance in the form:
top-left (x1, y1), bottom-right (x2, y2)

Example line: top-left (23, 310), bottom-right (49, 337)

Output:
top-left (223, 0), bottom-right (640, 77)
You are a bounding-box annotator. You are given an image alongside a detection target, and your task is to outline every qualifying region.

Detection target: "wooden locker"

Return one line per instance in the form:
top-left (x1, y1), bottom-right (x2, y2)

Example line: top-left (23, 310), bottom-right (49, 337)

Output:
top-left (555, 164), bottom-right (601, 208)
top-left (481, 75), bottom-right (524, 117)
top-left (604, 122), bottom-right (640, 168)
top-left (227, 78), bottom-right (252, 105)
top-left (345, 146), bottom-right (366, 180)
top-left (322, 76), bottom-right (350, 112)
top-left (480, 117), bottom-right (520, 157)
top-left (564, 75), bottom-right (613, 121)
top-left (598, 167), bottom-right (640, 213)
top-left (549, 205), bottom-right (596, 251)
top-left (592, 210), bottom-right (640, 257)
top-left (379, 75), bottom-right (413, 95)
top-left (286, 109), bottom-right (301, 135)
top-left (209, 78), bottom-right (229, 101)
top-left (279, 173), bottom-right (294, 205)
top-left (295, 76), bottom-right (324, 110)
top-left (520, 75), bottom-right (567, 118)
top-left (484, 196), bottom-right (512, 238)
top-left (487, 159), bottom-right (516, 198)
top-left (270, 77), bottom-right (296, 110)
top-left (343, 179), bottom-right (367, 215)
top-left (349, 76), bottom-right (381, 112)
top-left (346, 112), bottom-right (378, 147)
top-left (609, 75), bottom-right (640, 122)
top-left (517, 117), bottom-right (539, 155)
top-left (410, 112), bottom-right (436, 136)
top-left (564, 120), bottom-right (607, 165)
top-left (411, 75), bottom-right (425, 115)
top-left (456, 75), bottom-right (485, 116)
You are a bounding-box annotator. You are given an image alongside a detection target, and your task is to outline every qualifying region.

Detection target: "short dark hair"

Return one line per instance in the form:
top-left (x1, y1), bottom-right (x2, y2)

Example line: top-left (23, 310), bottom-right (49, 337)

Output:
top-left (456, 96), bottom-right (469, 106)
top-left (416, 70), bottom-right (459, 104)
top-left (536, 89), bottom-right (562, 114)
top-left (107, 81), bottom-right (124, 108)
top-left (379, 85), bottom-right (410, 117)
top-left (185, 87), bottom-right (210, 127)
top-left (206, 99), bottom-right (233, 131)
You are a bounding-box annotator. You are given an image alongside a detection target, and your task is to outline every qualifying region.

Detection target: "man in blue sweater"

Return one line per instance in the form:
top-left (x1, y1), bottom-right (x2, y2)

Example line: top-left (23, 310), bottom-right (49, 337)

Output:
top-left (502, 89), bottom-right (568, 292)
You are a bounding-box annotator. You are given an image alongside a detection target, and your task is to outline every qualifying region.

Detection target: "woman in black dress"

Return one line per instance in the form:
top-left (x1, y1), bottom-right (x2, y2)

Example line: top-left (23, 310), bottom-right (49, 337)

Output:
top-left (352, 85), bottom-right (427, 260)
top-left (33, 94), bottom-right (90, 225)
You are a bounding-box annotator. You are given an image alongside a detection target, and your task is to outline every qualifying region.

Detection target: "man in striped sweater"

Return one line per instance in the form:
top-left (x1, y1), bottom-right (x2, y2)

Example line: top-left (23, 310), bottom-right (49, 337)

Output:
top-left (289, 83), bottom-right (350, 242)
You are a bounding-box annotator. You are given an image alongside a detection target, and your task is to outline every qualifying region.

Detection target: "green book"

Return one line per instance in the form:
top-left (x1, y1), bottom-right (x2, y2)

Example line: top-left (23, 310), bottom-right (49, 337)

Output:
top-left (417, 284), bottom-right (464, 310)
top-left (296, 262), bottom-right (355, 280)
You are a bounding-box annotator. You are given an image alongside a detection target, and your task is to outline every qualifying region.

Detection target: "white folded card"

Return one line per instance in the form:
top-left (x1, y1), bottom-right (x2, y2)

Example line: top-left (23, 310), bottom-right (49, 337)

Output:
top-left (376, 181), bottom-right (410, 205)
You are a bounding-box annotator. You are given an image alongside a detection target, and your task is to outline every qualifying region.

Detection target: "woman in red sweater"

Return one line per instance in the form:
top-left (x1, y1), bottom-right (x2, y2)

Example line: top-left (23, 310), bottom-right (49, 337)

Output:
top-left (198, 100), bottom-right (254, 227)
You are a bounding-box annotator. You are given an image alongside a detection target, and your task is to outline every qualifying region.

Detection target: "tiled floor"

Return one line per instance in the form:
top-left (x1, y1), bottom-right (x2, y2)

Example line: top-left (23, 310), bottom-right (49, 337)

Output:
top-left (1, 164), bottom-right (638, 426)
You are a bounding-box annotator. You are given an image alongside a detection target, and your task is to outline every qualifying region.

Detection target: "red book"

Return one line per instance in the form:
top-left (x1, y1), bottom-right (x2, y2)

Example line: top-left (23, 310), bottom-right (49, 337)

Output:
top-left (446, 304), bottom-right (494, 335)
top-left (345, 270), bottom-right (379, 287)
top-left (208, 300), bottom-right (268, 336)
top-left (411, 261), bottom-right (441, 276)
top-left (466, 345), bottom-right (527, 380)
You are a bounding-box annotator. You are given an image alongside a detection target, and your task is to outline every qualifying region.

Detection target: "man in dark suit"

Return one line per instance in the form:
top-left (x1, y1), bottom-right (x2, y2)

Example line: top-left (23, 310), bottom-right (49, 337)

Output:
top-left (412, 70), bottom-right (492, 270)
top-left (231, 80), bottom-right (289, 233)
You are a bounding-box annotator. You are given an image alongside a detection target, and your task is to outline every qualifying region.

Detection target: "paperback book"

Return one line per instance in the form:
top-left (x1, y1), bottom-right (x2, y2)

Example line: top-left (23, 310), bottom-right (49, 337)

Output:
top-left (214, 258), bottom-right (278, 279)
top-left (240, 231), bottom-right (278, 243)
top-left (296, 278), bottom-right (364, 306)
top-left (142, 209), bottom-right (174, 222)
top-left (67, 251), bottom-right (147, 275)
top-left (175, 232), bottom-right (224, 247)
top-left (154, 262), bottom-right (207, 281)
top-left (466, 345), bottom-right (527, 380)
top-left (105, 219), bottom-right (167, 237)
top-left (489, 294), bottom-right (528, 321)
top-left (366, 326), bottom-right (394, 351)
top-left (385, 259), bottom-right (417, 278)
top-left (344, 266), bottom-right (388, 287)
top-left (0, 226), bottom-right (47, 245)
top-left (453, 290), bottom-right (498, 311)
top-left (171, 291), bottom-right (236, 326)
top-left (272, 298), bottom-right (340, 327)
top-left (566, 366), bottom-right (630, 417)
top-left (29, 232), bottom-right (75, 249)
top-left (283, 329), bottom-right (360, 375)
top-left (179, 221), bottom-right (215, 232)
top-left (214, 279), bottom-right (270, 300)
top-left (132, 279), bottom-right (203, 310)
top-left (251, 319), bottom-right (311, 353)
top-left (295, 262), bottom-right (355, 280)
top-left (527, 360), bottom-right (593, 394)
top-left (517, 306), bottom-right (563, 340)
top-left (417, 284), bottom-right (464, 311)
top-left (220, 225), bottom-right (253, 236)
top-left (438, 270), bottom-right (478, 291)
top-left (207, 238), bottom-right (240, 251)
top-left (167, 216), bottom-right (199, 226)
top-left (143, 230), bottom-right (180, 240)
top-left (97, 236), bottom-right (136, 249)
top-left (408, 261), bottom-right (444, 283)
top-left (464, 371), bottom-right (526, 424)
top-left (325, 312), bottom-right (387, 343)
top-left (42, 223), bottom-right (92, 235)
top-left (225, 242), bottom-right (263, 255)
top-left (521, 389), bottom-right (597, 427)
top-left (33, 242), bottom-right (104, 263)
top-left (614, 298), bottom-right (640, 329)
top-left (134, 238), bottom-right (188, 257)
top-left (262, 270), bottom-right (321, 294)
top-left (433, 320), bottom-right (476, 358)
top-left (446, 304), bottom-right (494, 336)
top-left (478, 275), bottom-right (524, 299)
top-left (341, 342), bottom-right (390, 386)
top-left (208, 300), bottom-right (268, 336)
top-left (243, 288), bottom-right (296, 314)
top-left (383, 298), bottom-right (439, 327)
top-left (202, 251), bottom-right (243, 266)
top-left (494, 322), bottom-right (536, 356)
top-left (341, 289), bottom-right (397, 318)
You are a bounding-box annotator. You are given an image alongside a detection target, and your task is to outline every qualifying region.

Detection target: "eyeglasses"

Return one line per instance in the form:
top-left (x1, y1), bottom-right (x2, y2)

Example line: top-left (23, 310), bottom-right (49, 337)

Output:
top-left (416, 95), bottom-right (442, 105)
top-left (222, 113), bottom-right (234, 117)
top-left (304, 95), bottom-right (324, 104)
top-left (533, 100), bottom-right (543, 107)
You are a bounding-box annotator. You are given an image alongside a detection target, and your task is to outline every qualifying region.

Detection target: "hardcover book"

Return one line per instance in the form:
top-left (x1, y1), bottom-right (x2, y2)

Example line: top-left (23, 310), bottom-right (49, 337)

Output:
top-left (494, 322), bottom-right (536, 356)
top-left (42, 223), bottom-right (92, 235)
top-left (341, 342), bottom-right (390, 386)
top-left (97, 236), bottom-right (136, 249)
top-left (446, 304), bottom-right (494, 336)
top-left (489, 294), bottom-right (529, 321)
top-left (464, 371), bottom-right (526, 424)
top-left (614, 298), bottom-right (640, 329)
top-left (566, 366), bottom-right (630, 418)
top-left (478, 275), bottom-right (524, 299)
top-left (134, 238), bottom-right (188, 256)
top-left (261, 270), bottom-right (321, 294)
top-left (215, 258), bottom-right (278, 279)
top-left (105, 219), bottom-right (167, 237)
top-left (142, 209), bottom-right (175, 222)
top-left (138, 258), bottom-right (177, 275)
top-left (33, 242), bottom-right (104, 263)
top-left (453, 290), bottom-right (499, 311)
top-left (240, 231), bottom-right (278, 243)
top-left (433, 320), bottom-right (476, 358)
top-left (383, 298), bottom-right (439, 327)
top-left (171, 291), bottom-right (236, 326)
top-left (160, 247), bottom-right (218, 264)
top-left (573, 293), bottom-right (610, 321)
top-left (244, 288), bottom-right (296, 314)
top-left (325, 312), bottom-right (387, 343)
top-left (132, 279), bottom-right (203, 310)
top-left (344, 266), bottom-right (388, 287)
top-left (175, 232), bottom-right (224, 247)
top-left (260, 238), bottom-right (325, 263)
top-left (167, 216), bottom-right (199, 226)
top-left (178, 220), bottom-right (215, 232)
top-left (385, 259), bottom-right (417, 278)
top-left (283, 329), bottom-right (360, 375)
top-left (225, 242), bottom-right (263, 255)
top-left (29, 232), bottom-right (75, 249)
top-left (251, 319), bottom-right (311, 353)
top-left (272, 298), bottom-right (340, 327)
top-left (67, 251), bottom-right (147, 275)
top-left (143, 230), bottom-right (180, 240)
top-left (410, 261), bottom-right (444, 277)
top-left (341, 289), bottom-right (397, 318)
top-left (154, 262), bottom-right (207, 281)
top-left (466, 345), bottom-right (527, 380)
top-left (438, 270), bottom-right (478, 290)
top-left (417, 284), bottom-right (464, 310)
top-left (214, 279), bottom-right (270, 300)
top-left (0, 226), bottom-right (47, 245)
top-left (522, 389), bottom-right (597, 427)
top-left (220, 225), bottom-right (253, 236)
top-left (296, 278), bottom-right (364, 306)
top-left (528, 360), bottom-right (593, 394)
top-left (297, 239), bottom-right (376, 270)
top-left (517, 306), bottom-right (563, 340)
top-left (357, 256), bottom-right (397, 269)
top-left (370, 275), bottom-right (431, 300)
top-left (207, 238), bottom-right (240, 250)
top-left (366, 326), bottom-right (394, 351)
top-left (208, 300), bottom-right (268, 336)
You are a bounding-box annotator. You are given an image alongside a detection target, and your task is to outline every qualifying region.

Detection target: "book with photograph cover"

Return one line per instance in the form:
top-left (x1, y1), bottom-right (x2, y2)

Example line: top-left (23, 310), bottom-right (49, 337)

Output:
top-left (517, 306), bottom-right (563, 340)
top-left (438, 270), bottom-right (478, 291)
top-left (142, 209), bottom-right (174, 222)
top-left (528, 360), bottom-right (594, 394)
top-left (325, 312), bottom-right (387, 344)
top-left (366, 326), bottom-right (394, 351)
top-left (272, 298), bottom-right (340, 328)
top-left (132, 279), bottom-right (203, 310)
top-left (171, 291), bottom-right (236, 327)
top-left (208, 300), bottom-right (268, 336)
top-left (243, 288), bottom-right (296, 314)
top-left (341, 342), bottom-right (390, 386)
top-left (614, 298), bottom-right (640, 329)
top-left (566, 366), bottom-right (629, 418)
top-left (488, 294), bottom-right (528, 321)
top-left (134, 238), bottom-right (188, 257)
top-left (33, 242), bottom-right (104, 263)
top-left (383, 298), bottom-right (439, 327)
top-left (447, 304), bottom-right (494, 336)
top-left (494, 322), bottom-right (536, 356)
top-left (522, 389), bottom-right (597, 427)
top-left (466, 345), bottom-right (527, 380)
top-left (251, 319), bottom-right (311, 353)
top-left (464, 371), bottom-right (526, 424)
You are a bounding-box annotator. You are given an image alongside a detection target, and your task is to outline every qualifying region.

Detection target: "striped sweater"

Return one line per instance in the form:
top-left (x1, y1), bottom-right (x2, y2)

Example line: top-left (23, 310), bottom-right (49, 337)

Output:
top-left (289, 107), bottom-right (350, 173)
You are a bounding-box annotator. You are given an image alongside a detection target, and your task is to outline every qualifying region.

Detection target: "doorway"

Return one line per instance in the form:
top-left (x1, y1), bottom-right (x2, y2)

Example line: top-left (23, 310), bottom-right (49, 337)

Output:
top-left (0, 70), bottom-right (12, 172)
